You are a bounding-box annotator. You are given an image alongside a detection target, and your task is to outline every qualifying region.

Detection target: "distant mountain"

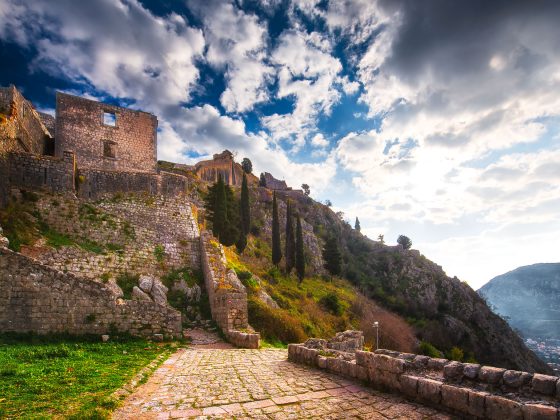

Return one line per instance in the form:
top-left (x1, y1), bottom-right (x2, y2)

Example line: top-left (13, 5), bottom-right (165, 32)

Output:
top-left (478, 263), bottom-right (560, 339)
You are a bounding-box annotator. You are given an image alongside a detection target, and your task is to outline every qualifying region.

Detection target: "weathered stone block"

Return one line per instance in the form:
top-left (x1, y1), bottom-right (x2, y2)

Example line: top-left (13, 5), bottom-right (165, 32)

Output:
top-left (316, 355), bottom-right (327, 369)
top-left (287, 343), bottom-right (299, 361)
top-left (399, 375), bottom-right (419, 398)
top-left (372, 354), bottom-right (406, 374)
top-left (412, 355), bottom-right (430, 369)
top-left (502, 370), bottom-right (532, 388)
top-left (417, 377), bottom-right (442, 404)
top-left (462, 363), bottom-right (480, 379)
top-left (355, 350), bottom-right (370, 367)
top-left (478, 366), bottom-right (505, 384)
top-left (340, 360), bottom-right (357, 378)
top-left (467, 390), bottom-right (487, 417)
top-left (485, 395), bottom-right (522, 420)
top-left (427, 357), bottom-right (449, 370)
top-left (522, 404), bottom-right (558, 420)
top-left (326, 356), bottom-right (341, 374)
top-left (443, 361), bottom-right (464, 381)
top-left (356, 365), bottom-right (368, 381)
top-left (441, 384), bottom-right (469, 412)
top-left (531, 373), bottom-right (557, 396)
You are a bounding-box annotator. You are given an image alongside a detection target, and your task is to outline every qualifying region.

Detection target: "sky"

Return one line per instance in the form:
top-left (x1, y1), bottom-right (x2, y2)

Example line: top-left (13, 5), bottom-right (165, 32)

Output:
top-left (1, 0), bottom-right (559, 289)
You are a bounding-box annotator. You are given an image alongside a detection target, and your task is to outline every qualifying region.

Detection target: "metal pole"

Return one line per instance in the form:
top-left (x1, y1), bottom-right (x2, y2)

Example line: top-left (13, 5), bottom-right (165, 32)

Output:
top-left (376, 325), bottom-right (379, 350)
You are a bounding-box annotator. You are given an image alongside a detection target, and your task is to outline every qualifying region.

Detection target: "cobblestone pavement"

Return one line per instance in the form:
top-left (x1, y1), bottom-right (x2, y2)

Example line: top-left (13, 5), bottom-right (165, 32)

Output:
top-left (113, 348), bottom-right (455, 419)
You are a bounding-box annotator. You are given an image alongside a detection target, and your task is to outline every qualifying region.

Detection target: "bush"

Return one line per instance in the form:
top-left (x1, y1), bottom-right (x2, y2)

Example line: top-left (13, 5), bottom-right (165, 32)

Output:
top-left (447, 346), bottom-right (464, 361)
top-left (319, 293), bottom-right (343, 316)
top-left (116, 272), bottom-right (139, 300)
top-left (248, 297), bottom-right (307, 344)
top-left (418, 340), bottom-right (443, 358)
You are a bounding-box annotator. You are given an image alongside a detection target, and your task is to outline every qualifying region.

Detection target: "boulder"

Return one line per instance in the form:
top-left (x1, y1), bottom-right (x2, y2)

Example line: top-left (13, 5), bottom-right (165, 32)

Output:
top-left (150, 278), bottom-right (169, 306)
top-left (132, 286), bottom-right (152, 302)
top-left (0, 227), bottom-right (8, 248)
top-left (531, 373), bottom-right (557, 395)
top-left (503, 370), bottom-right (532, 388)
top-left (139, 275), bottom-right (154, 293)
top-left (104, 280), bottom-right (124, 298)
top-left (257, 288), bottom-right (280, 309)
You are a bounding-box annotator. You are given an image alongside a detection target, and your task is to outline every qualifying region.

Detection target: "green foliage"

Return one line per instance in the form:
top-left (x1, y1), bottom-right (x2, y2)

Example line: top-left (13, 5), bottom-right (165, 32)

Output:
top-left (161, 267), bottom-right (203, 289)
top-left (39, 222), bottom-right (74, 249)
top-left (397, 234), bottom-right (412, 250)
top-left (116, 272), bottom-right (139, 300)
top-left (106, 243), bottom-right (124, 252)
top-left (418, 340), bottom-right (443, 358)
top-left (205, 174), bottom-right (240, 246)
top-left (447, 346), bottom-right (465, 362)
top-left (78, 238), bottom-right (105, 254)
top-left (271, 192), bottom-right (282, 266)
top-left (322, 235), bottom-right (342, 276)
top-left (301, 183), bottom-right (310, 196)
top-left (100, 272), bottom-right (111, 283)
top-left (295, 215), bottom-right (305, 283)
top-left (284, 200), bottom-right (295, 274)
top-left (354, 217), bottom-right (361, 232)
top-left (236, 270), bottom-right (259, 290)
top-left (0, 334), bottom-right (171, 419)
top-left (319, 293), bottom-right (343, 316)
top-left (0, 200), bottom-right (37, 251)
top-left (240, 173), bottom-right (251, 235)
top-left (259, 173), bottom-right (266, 187)
top-left (241, 157), bottom-right (253, 174)
top-left (248, 297), bottom-right (307, 344)
top-left (154, 244), bottom-right (165, 262)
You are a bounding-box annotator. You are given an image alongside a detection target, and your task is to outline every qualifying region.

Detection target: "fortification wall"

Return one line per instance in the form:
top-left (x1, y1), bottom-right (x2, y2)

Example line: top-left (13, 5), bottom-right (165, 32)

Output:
top-left (77, 169), bottom-right (190, 199)
top-left (199, 231), bottom-right (259, 348)
top-left (7, 151), bottom-right (76, 194)
top-left (288, 342), bottom-right (560, 419)
top-left (27, 194), bottom-right (200, 281)
top-left (55, 92), bottom-right (157, 173)
top-left (0, 244), bottom-right (182, 339)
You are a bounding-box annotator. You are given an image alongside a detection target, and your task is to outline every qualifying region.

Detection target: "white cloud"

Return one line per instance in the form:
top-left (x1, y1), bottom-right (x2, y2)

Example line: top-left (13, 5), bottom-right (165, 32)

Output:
top-left (311, 133), bottom-right (329, 148)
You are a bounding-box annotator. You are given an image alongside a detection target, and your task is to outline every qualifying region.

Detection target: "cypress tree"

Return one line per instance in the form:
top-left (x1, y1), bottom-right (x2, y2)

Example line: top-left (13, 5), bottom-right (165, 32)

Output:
top-left (355, 217), bottom-right (361, 232)
top-left (220, 183), bottom-right (240, 247)
top-left (272, 191), bottom-right (282, 266)
top-left (296, 215), bottom-right (305, 283)
top-left (240, 172), bottom-right (250, 235)
top-left (285, 200), bottom-right (295, 273)
top-left (323, 235), bottom-right (341, 276)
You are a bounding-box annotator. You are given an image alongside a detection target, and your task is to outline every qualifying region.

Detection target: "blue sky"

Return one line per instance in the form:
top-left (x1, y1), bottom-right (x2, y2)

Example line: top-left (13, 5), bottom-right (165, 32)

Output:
top-left (1, 0), bottom-right (559, 289)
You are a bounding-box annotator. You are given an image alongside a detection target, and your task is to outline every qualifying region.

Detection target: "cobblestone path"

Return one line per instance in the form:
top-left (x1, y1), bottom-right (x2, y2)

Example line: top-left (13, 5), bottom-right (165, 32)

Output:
top-left (113, 348), bottom-right (454, 419)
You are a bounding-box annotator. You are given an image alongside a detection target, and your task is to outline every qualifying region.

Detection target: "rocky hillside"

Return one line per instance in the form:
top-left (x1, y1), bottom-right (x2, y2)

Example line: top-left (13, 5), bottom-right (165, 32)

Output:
top-left (478, 263), bottom-right (560, 340)
top-left (216, 163), bottom-right (551, 374)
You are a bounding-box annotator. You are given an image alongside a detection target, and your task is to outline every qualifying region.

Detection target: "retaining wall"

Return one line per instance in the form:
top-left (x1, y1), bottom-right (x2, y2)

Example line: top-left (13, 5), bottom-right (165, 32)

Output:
top-left (288, 344), bottom-right (560, 419)
top-left (0, 244), bottom-right (182, 339)
top-left (199, 231), bottom-right (259, 349)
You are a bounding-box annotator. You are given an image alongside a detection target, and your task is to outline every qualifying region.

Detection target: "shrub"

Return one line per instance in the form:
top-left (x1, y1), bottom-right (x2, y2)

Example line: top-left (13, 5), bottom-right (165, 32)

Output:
top-left (418, 340), bottom-right (443, 358)
top-left (154, 244), bottom-right (165, 262)
top-left (248, 297), bottom-right (307, 344)
top-left (116, 272), bottom-right (139, 300)
top-left (319, 292), bottom-right (343, 316)
top-left (447, 346), bottom-right (464, 362)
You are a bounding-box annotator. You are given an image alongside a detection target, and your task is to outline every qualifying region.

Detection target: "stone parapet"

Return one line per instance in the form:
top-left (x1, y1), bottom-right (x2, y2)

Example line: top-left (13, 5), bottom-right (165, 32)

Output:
top-left (199, 231), bottom-right (259, 349)
top-left (288, 336), bottom-right (560, 420)
top-left (0, 246), bottom-right (182, 339)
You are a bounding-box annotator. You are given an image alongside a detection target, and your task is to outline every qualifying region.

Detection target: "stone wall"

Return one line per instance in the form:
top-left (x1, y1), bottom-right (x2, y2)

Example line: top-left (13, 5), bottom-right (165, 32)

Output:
top-left (27, 194), bottom-right (200, 281)
top-left (199, 231), bottom-right (259, 348)
top-left (0, 244), bottom-right (182, 339)
top-left (0, 85), bottom-right (52, 155)
top-left (55, 92), bottom-right (157, 173)
top-left (77, 169), bottom-right (190, 200)
top-left (288, 340), bottom-right (560, 419)
top-left (7, 151), bottom-right (76, 194)
top-left (194, 150), bottom-right (247, 186)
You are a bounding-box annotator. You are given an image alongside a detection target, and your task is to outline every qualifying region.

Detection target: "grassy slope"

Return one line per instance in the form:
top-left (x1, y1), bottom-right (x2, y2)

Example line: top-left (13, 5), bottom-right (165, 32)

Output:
top-left (0, 334), bottom-right (173, 419)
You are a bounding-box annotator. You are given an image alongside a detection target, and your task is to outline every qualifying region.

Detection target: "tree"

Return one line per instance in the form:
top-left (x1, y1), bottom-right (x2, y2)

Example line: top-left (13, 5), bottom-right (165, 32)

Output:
top-left (241, 158), bottom-right (253, 174)
top-left (397, 234), bottom-right (412, 250)
top-left (272, 191), bottom-right (282, 266)
top-left (259, 173), bottom-right (266, 187)
top-left (378, 234), bottom-right (385, 244)
top-left (285, 200), bottom-right (295, 273)
top-left (322, 236), bottom-right (341, 276)
top-left (355, 217), bottom-right (361, 232)
top-left (296, 215), bottom-right (305, 283)
top-left (301, 183), bottom-right (310, 196)
top-left (240, 172), bottom-right (250, 235)
top-left (205, 174), bottom-right (240, 247)
top-left (325, 199), bottom-right (332, 207)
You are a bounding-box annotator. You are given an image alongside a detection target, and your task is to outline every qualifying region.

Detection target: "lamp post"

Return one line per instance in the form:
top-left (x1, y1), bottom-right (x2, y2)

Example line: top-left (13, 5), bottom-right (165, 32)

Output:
top-left (373, 321), bottom-right (379, 350)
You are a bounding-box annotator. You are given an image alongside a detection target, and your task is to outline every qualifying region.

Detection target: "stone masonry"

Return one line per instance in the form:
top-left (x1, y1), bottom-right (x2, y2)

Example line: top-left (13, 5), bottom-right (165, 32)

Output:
top-left (0, 240), bottom-right (182, 339)
top-left (200, 231), bottom-right (260, 348)
top-left (55, 92), bottom-right (157, 173)
top-left (289, 333), bottom-right (560, 420)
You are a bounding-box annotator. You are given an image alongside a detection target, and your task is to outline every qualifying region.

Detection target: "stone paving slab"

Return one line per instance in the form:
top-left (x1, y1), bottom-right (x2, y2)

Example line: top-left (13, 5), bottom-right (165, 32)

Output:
top-left (113, 348), bottom-right (455, 419)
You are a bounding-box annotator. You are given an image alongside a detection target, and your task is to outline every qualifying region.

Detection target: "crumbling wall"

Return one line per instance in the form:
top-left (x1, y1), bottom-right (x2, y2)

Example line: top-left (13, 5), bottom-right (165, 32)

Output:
top-left (0, 245), bottom-right (182, 339)
top-left (55, 92), bottom-right (157, 173)
top-left (199, 231), bottom-right (259, 348)
top-left (194, 150), bottom-right (245, 186)
top-left (7, 151), bottom-right (76, 194)
top-left (288, 340), bottom-right (560, 419)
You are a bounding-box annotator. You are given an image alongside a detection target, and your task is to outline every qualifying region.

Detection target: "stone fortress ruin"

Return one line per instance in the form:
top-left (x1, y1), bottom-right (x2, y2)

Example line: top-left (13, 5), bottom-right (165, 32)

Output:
top-left (0, 85), bottom-right (258, 348)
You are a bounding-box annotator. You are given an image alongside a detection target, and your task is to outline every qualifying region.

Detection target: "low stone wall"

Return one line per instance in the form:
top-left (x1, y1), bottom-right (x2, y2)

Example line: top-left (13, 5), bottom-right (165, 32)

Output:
top-left (288, 343), bottom-right (560, 419)
top-left (0, 244), bottom-right (182, 339)
top-left (199, 231), bottom-right (259, 349)
top-left (77, 169), bottom-right (190, 199)
top-left (7, 151), bottom-right (75, 194)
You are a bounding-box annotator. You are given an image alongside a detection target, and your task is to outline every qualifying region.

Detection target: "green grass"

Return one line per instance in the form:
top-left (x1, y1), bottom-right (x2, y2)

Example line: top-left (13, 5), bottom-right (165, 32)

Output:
top-left (0, 334), bottom-right (174, 419)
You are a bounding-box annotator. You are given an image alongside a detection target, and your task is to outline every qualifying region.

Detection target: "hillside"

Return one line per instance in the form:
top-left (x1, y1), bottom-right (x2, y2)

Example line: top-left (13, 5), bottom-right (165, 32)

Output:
top-left (210, 162), bottom-right (551, 373)
top-left (478, 263), bottom-right (560, 339)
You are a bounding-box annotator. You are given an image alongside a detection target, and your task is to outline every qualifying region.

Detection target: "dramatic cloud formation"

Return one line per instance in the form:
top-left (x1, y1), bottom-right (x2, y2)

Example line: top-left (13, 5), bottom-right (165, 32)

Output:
top-left (1, 0), bottom-right (559, 288)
